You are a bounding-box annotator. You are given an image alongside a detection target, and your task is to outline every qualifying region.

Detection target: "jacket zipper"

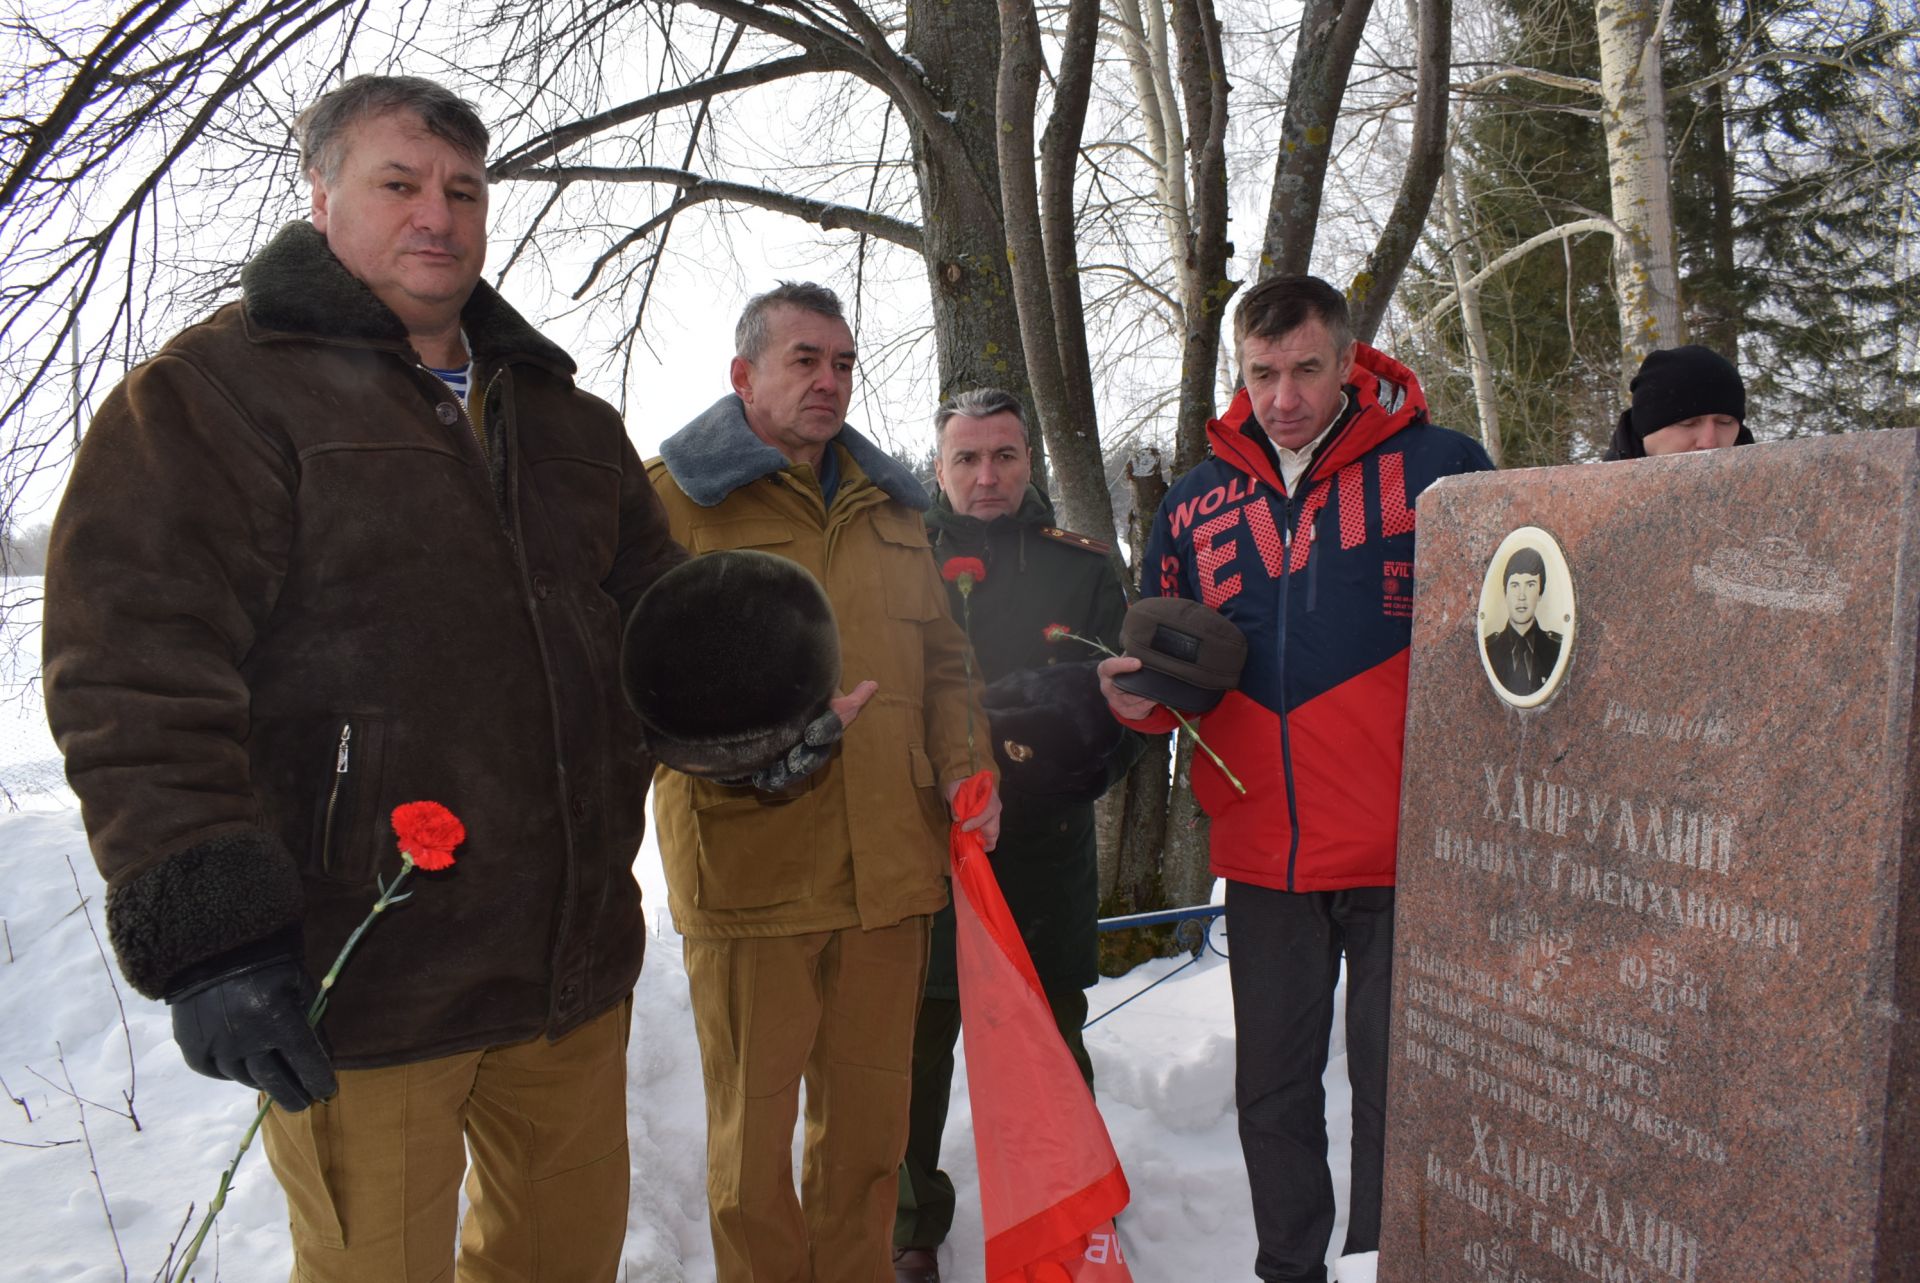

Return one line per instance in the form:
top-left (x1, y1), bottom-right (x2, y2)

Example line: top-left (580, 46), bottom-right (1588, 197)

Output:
top-left (1276, 490), bottom-right (1302, 892)
top-left (321, 721), bottom-right (352, 876)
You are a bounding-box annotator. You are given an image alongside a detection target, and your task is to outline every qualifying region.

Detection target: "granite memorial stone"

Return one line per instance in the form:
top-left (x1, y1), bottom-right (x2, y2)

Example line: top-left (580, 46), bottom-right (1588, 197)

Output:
top-left (1379, 432), bottom-right (1919, 1283)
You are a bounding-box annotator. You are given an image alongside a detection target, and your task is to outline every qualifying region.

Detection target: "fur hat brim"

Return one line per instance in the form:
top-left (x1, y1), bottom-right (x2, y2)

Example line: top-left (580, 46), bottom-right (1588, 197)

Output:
top-left (622, 550), bottom-right (840, 779)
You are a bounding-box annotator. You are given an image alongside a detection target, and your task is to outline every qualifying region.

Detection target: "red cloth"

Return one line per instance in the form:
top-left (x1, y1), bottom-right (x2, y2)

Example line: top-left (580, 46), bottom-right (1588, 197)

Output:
top-left (948, 771), bottom-right (1134, 1282)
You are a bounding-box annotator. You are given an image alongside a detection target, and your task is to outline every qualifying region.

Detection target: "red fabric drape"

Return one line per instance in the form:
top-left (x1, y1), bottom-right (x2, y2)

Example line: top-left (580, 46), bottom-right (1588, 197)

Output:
top-left (948, 771), bottom-right (1134, 1282)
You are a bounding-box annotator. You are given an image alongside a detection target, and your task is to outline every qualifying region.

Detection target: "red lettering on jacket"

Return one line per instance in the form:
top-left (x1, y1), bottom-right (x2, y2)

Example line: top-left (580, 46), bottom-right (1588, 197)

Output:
top-left (1379, 452), bottom-right (1415, 536)
top-left (1243, 500), bottom-right (1287, 576)
top-left (1170, 476), bottom-right (1263, 541)
top-left (1193, 509), bottom-right (1243, 607)
top-left (1337, 462), bottom-right (1366, 549)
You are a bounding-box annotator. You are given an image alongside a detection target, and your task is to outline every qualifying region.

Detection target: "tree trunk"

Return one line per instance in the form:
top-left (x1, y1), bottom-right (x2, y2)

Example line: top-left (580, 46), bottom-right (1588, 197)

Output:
top-left (904, 0), bottom-right (1042, 476)
top-left (1098, 453), bottom-right (1171, 916)
top-left (1036, 0), bottom-right (1112, 544)
top-left (1677, 0), bottom-right (1739, 355)
top-left (1162, 734), bottom-right (1212, 907)
top-left (1259, 0), bottom-right (1373, 277)
top-left (1169, 0), bottom-right (1236, 475)
top-left (994, 0), bottom-right (1112, 542)
top-left (1443, 143), bottom-right (1504, 465)
top-left (1594, 0), bottom-right (1684, 375)
top-left (1348, 0), bottom-right (1450, 343)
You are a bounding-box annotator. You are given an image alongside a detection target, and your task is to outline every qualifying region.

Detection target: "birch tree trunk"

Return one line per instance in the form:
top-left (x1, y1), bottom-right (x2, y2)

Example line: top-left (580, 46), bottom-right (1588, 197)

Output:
top-left (1594, 0), bottom-right (1684, 374)
top-left (1442, 143), bottom-right (1504, 465)
top-left (1111, 0), bottom-right (1193, 304)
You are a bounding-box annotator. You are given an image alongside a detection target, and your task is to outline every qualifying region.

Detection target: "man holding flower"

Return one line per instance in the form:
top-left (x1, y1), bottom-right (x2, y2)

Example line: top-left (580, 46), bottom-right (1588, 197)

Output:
top-left (1096, 276), bottom-right (1493, 1283)
top-left (44, 76), bottom-right (686, 1282)
top-left (891, 387), bottom-right (1142, 1283)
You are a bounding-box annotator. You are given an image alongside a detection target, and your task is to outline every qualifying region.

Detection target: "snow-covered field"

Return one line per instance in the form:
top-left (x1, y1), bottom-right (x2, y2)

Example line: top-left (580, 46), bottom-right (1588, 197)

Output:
top-left (0, 577), bottom-right (1356, 1281)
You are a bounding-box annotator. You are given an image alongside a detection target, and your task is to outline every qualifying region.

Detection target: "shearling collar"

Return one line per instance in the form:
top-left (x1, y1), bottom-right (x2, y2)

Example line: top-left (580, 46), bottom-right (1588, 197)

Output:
top-left (660, 394), bottom-right (930, 511)
top-left (239, 221), bottom-right (575, 374)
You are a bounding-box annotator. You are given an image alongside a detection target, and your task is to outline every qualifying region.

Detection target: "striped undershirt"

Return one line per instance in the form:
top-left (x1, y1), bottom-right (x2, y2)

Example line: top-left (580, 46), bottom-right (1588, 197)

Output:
top-left (429, 361), bottom-right (473, 408)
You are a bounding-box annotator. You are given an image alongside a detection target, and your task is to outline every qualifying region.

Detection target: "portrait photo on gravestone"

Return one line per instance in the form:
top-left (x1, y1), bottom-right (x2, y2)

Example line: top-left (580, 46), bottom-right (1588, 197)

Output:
top-left (1477, 526), bottom-right (1577, 707)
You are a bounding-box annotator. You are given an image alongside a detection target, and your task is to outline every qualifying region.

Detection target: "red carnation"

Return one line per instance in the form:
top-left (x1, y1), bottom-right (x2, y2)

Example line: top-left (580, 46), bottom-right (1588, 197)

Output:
top-left (392, 801), bottom-right (465, 871)
top-left (941, 556), bottom-right (987, 588)
top-left (1042, 622), bottom-right (1072, 644)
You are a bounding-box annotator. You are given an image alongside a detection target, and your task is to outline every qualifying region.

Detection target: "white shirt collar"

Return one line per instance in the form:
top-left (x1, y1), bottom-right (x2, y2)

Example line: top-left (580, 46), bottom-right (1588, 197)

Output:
top-left (1271, 391), bottom-right (1350, 491)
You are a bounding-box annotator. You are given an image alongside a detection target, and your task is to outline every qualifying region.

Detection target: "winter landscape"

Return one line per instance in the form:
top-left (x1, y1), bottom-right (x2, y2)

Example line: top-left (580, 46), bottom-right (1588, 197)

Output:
top-left (0, 577), bottom-right (1358, 1282)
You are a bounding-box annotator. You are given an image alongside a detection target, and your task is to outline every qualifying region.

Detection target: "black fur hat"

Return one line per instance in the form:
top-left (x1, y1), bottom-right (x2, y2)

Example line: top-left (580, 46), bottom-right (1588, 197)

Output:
top-left (982, 661), bottom-right (1125, 801)
top-left (622, 550), bottom-right (840, 779)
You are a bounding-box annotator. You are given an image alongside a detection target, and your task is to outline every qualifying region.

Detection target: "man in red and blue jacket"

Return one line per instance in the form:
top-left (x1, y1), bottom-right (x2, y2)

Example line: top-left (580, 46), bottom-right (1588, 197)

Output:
top-left (1100, 275), bottom-right (1492, 1283)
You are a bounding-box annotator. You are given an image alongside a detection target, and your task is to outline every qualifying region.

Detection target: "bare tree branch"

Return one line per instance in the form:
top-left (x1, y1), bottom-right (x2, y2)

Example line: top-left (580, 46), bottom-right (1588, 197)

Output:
top-left (1410, 215), bottom-right (1620, 331)
top-left (488, 52), bottom-right (864, 178)
top-left (504, 164), bottom-right (923, 251)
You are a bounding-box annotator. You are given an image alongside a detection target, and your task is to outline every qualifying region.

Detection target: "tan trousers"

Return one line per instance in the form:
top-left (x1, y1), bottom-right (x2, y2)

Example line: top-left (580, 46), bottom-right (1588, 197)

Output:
top-left (260, 999), bottom-right (632, 1283)
top-left (684, 918), bottom-right (930, 1283)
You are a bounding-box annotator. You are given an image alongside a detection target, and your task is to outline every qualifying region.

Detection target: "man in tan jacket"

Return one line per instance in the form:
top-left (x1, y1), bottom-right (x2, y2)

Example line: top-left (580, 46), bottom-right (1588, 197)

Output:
top-left (647, 281), bottom-right (1000, 1282)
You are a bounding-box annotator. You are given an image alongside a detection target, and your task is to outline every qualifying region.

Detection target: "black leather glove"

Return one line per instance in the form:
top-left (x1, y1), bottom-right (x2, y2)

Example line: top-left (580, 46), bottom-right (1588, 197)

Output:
top-left (718, 705), bottom-right (849, 793)
top-left (167, 956), bottom-right (337, 1112)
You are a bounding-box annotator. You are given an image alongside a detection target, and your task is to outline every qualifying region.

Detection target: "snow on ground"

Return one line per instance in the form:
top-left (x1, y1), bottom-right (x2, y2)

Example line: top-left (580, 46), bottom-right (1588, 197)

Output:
top-left (0, 578), bottom-right (1354, 1281)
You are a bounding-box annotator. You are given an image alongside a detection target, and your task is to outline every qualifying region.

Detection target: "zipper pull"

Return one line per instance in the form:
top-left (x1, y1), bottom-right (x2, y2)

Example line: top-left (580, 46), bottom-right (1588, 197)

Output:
top-left (334, 723), bottom-right (352, 773)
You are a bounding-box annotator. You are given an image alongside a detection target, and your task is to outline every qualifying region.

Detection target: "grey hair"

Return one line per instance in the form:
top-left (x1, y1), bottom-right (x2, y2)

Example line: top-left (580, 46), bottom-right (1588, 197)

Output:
top-left (933, 387), bottom-right (1029, 445)
top-left (298, 75), bottom-right (489, 185)
top-left (735, 282), bottom-right (847, 361)
top-left (1233, 273), bottom-right (1354, 357)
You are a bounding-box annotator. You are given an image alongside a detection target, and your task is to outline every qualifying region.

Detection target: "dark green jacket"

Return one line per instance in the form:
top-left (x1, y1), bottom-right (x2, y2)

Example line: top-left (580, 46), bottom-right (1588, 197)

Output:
top-left (924, 485), bottom-right (1143, 994)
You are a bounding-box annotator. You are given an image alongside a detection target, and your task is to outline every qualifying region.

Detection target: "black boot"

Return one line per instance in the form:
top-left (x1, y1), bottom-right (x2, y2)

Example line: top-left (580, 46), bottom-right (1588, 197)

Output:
top-left (892, 1247), bottom-right (941, 1283)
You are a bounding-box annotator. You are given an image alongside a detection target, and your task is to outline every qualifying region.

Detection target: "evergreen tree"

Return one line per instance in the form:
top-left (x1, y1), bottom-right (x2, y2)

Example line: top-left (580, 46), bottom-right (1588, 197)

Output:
top-left (1408, 0), bottom-right (1918, 459)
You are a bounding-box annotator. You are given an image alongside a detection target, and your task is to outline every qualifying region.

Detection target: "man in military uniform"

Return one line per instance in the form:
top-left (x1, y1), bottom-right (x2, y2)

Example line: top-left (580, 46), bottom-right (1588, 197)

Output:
top-left (1484, 545), bottom-right (1562, 697)
top-left (893, 388), bottom-right (1144, 1283)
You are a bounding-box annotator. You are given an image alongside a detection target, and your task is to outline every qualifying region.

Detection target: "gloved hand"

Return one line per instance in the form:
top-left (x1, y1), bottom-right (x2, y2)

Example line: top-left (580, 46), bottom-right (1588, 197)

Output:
top-left (722, 705), bottom-right (849, 793)
top-left (167, 956), bottom-right (337, 1111)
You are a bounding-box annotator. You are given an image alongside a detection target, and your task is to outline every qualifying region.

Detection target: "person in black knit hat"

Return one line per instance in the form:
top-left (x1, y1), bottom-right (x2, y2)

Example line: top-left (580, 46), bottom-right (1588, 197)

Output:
top-left (1604, 344), bottom-right (1755, 459)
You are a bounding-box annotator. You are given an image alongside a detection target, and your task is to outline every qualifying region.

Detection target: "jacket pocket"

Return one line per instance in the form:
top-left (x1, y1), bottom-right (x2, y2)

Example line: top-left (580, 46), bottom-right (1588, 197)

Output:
top-left (908, 744), bottom-right (937, 789)
top-left (263, 1094), bottom-right (346, 1249)
top-left (688, 518), bottom-right (797, 554)
top-left (316, 718), bottom-right (389, 883)
top-left (250, 714), bottom-right (390, 886)
top-left (1185, 693), bottom-right (1260, 820)
top-left (691, 789), bottom-right (814, 910)
top-left (874, 516), bottom-right (943, 623)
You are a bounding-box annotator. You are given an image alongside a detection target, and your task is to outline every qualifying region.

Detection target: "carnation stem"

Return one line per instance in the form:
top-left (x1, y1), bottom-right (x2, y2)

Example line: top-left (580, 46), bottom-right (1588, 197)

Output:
top-left (171, 1098), bottom-right (269, 1282)
top-left (959, 590), bottom-right (977, 773)
top-left (1052, 628), bottom-right (1246, 795)
top-left (169, 853), bottom-right (421, 1283)
top-left (307, 859), bottom-right (416, 1024)
top-left (1168, 708), bottom-right (1248, 795)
